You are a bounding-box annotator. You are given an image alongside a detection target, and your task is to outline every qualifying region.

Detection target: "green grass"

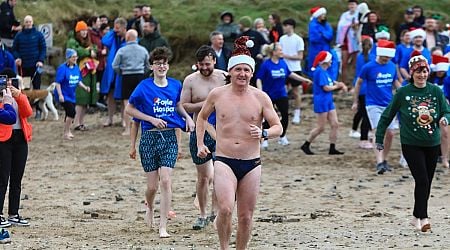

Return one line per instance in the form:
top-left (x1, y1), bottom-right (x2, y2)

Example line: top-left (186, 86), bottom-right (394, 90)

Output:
top-left (16, 0), bottom-right (450, 79)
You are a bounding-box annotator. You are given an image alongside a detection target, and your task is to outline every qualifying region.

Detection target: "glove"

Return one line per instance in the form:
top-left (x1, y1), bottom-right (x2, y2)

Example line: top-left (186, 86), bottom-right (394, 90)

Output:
top-left (376, 143), bottom-right (384, 151)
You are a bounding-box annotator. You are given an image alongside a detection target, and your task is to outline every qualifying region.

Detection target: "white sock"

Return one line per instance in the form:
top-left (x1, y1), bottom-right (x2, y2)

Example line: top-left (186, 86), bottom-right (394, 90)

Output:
top-left (294, 109), bottom-right (301, 117)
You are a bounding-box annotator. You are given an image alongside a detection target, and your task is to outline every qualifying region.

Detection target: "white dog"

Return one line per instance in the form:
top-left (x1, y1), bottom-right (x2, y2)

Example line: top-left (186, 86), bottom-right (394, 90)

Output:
top-left (22, 83), bottom-right (59, 121)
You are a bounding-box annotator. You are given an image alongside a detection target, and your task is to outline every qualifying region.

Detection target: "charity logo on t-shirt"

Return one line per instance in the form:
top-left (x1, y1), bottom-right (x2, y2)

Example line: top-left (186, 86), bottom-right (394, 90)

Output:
top-left (405, 95), bottom-right (438, 134)
top-left (375, 72), bottom-right (394, 86)
top-left (69, 74), bottom-right (80, 87)
top-left (153, 97), bottom-right (175, 117)
top-left (270, 68), bottom-right (286, 79)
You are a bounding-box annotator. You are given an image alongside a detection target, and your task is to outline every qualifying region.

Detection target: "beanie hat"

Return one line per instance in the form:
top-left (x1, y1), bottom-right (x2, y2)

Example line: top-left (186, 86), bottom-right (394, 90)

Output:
top-left (75, 21), bottom-right (88, 32)
top-left (376, 39), bottom-right (396, 57)
top-left (310, 6), bottom-right (327, 20)
top-left (311, 51), bottom-right (332, 71)
top-left (409, 28), bottom-right (426, 40)
top-left (239, 16), bottom-right (253, 29)
top-left (409, 55), bottom-right (430, 74)
top-left (65, 48), bottom-right (77, 60)
top-left (227, 36), bottom-right (255, 72)
top-left (430, 55), bottom-right (450, 72)
top-left (375, 25), bottom-right (390, 40)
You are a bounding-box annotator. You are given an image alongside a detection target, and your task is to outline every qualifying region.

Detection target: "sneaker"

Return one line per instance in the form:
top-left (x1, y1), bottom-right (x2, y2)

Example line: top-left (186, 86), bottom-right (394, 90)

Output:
top-left (192, 217), bottom-right (208, 230)
top-left (0, 228), bottom-right (11, 244)
top-left (383, 160), bottom-right (393, 172)
top-left (376, 162), bottom-right (386, 175)
top-left (7, 215), bottom-right (29, 226)
top-left (278, 136), bottom-right (289, 146)
top-left (0, 216), bottom-right (10, 228)
top-left (261, 140), bottom-right (268, 150)
top-left (359, 141), bottom-right (373, 149)
top-left (399, 155), bottom-right (408, 168)
top-left (207, 214), bottom-right (216, 222)
top-left (349, 130), bottom-right (361, 138)
top-left (292, 115), bottom-right (301, 124)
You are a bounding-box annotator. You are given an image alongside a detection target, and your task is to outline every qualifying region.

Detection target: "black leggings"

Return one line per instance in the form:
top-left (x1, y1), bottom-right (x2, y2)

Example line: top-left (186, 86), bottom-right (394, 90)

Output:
top-left (0, 130), bottom-right (28, 216)
top-left (263, 97), bottom-right (289, 137)
top-left (351, 95), bottom-right (371, 140)
top-left (401, 144), bottom-right (440, 219)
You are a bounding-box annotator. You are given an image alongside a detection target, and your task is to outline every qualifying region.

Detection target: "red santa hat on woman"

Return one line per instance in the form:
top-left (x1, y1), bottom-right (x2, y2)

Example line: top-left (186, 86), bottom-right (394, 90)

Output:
top-left (311, 51), bottom-right (332, 71)
top-left (227, 36), bottom-right (255, 72)
top-left (310, 6), bottom-right (327, 20)
top-left (376, 39), bottom-right (396, 58)
top-left (409, 28), bottom-right (426, 40)
top-left (430, 55), bottom-right (450, 72)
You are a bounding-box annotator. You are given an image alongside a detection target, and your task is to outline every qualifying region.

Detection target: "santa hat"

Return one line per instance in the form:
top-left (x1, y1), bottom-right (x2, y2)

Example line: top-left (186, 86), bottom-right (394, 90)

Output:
top-left (375, 25), bottom-right (390, 40)
top-left (310, 6), bottom-right (327, 20)
top-left (430, 55), bottom-right (450, 72)
top-left (376, 40), bottom-right (396, 58)
top-left (227, 36), bottom-right (255, 72)
top-left (409, 55), bottom-right (430, 74)
top-left (311, 51), bottom-right (332, 71)
top-left (409, 28), bottom-right (426, 40)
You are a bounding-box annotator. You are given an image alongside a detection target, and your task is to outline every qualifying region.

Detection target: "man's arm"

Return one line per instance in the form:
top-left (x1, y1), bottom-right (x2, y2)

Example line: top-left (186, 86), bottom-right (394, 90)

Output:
top-left (180, 80), bottom-right (204, 113)
top-left (288, 72), bottom-right (311, 84)
top-left (352, 77), bottom-right (363, 110)
top-left (112, 50), bottom-right (122, 74)
top-left (196, 89), bottom-right (216, 157)
top-left (283, 50), bottom-right (303, 61)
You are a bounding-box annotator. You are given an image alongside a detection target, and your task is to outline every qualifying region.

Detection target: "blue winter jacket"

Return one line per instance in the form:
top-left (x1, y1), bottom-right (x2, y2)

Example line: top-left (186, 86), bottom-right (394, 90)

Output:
top-left (100, 30), bottom-right (126, 99)
top-left (12, 27), bottom-right (46, 68)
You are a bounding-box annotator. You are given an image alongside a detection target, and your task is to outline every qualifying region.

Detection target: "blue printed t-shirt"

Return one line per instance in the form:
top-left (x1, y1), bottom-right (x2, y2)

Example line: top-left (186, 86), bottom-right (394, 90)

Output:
top-left (129, 77), bottom-right (186, 131)
top-left (256, 58), bottom-right (291, 100)
top-left (359, 60), bottom-right (397, 107)
top-left (313, 67), bottom-right (333, 103)
top-left (55, 63), bottom-right (82, 103)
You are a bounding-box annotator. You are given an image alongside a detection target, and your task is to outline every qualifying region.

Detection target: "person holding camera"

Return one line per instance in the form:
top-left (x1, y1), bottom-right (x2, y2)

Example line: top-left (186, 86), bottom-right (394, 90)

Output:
top-left (0, 87), bottom-right (16, 125)
top-left (0, 68), bottom-right (32, 228)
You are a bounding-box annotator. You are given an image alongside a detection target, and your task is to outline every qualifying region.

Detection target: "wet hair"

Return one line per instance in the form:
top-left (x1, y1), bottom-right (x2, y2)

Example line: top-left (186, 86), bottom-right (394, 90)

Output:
top-left (150, 47), bottom-right (171, 64)
top-left (195, 45), bottom-right (216, 62)
top-left (361, 38), bottom-right (372, 62)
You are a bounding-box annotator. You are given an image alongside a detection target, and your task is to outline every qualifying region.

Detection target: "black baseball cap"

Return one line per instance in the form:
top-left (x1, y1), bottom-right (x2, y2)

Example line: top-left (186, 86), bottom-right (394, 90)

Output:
top-left (405, 8), bottom-right (414, 15)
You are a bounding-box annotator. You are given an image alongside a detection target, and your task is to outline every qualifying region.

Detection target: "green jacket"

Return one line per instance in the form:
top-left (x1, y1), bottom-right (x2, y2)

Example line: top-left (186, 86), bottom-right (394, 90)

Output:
top-left (66, 31), bottom-right (97, 63)
top-left (376, 83), bottom-right (450, 147)
top-left (139, 31), bottom-right (171, 55)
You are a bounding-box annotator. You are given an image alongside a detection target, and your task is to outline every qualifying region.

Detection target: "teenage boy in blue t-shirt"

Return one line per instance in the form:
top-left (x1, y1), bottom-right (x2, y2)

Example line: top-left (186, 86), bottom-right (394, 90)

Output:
top-left (126, 47), bottom-right (195, 238)
top-left (353, 40), bottom-right (401, 174)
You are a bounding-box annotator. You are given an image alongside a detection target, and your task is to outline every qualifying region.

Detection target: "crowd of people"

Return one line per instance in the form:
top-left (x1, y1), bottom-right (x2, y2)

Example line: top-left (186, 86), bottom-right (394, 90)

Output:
top-left (1, 0), bottom-right (450, 248)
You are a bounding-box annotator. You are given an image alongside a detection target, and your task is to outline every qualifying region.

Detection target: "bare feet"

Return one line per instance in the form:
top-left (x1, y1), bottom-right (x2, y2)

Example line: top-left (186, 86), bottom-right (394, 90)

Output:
top-left (144, 203), bottom-right (154, 228)
top-left (103, 119), bottom-right (113, 127)
top-left (442, 158), bottom-right (449, 168)
top-left (420, 218), bottom-right (431, 232)
top-left (213, 215), bottom-right (218, 231)
top-left (159, 228), bottom-right (170, 238)
top-left (410, 217), bottom-right (421, 231)
top-left (63, 133), bottom-right (74, 140)
top-left (168, 210), bottom-right (176, 219)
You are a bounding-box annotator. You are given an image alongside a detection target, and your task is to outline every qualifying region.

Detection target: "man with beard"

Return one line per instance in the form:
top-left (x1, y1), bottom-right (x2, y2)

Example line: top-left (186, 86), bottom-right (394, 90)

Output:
top-left (139, 20), bottom-right (171, 56)
top-left (180, 45), bottom-right (226, 230)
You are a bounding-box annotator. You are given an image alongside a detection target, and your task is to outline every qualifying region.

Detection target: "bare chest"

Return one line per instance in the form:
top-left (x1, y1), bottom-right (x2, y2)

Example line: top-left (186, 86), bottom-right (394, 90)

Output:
top-left (216, 94), bottom-right (263, 125)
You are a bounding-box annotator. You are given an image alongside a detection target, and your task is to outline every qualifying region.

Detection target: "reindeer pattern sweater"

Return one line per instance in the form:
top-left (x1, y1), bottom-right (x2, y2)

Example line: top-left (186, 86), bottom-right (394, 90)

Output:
top-left (376, 82), bottom-right (450, 147)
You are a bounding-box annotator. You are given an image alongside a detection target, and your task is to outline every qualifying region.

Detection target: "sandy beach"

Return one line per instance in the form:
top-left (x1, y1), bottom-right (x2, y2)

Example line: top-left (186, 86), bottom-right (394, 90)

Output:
top-left (5, 95), bottom-right (450, 249)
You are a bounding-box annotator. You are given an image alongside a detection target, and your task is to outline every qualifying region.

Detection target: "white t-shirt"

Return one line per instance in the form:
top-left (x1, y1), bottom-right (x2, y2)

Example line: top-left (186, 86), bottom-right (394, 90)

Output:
top-left (279, 33), bottom-right (304, 72)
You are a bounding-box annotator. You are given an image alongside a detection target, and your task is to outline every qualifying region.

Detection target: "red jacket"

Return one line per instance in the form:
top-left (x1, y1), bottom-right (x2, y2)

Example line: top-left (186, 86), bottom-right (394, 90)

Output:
top-left (0, 93), bottom-right (33, 142)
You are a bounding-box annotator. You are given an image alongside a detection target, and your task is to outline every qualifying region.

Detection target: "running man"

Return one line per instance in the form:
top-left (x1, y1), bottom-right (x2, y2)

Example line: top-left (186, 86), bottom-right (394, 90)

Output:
top-left (180, 45), bottom-right (226, 230)
top-left (196, 36), bottom-right (282, 250)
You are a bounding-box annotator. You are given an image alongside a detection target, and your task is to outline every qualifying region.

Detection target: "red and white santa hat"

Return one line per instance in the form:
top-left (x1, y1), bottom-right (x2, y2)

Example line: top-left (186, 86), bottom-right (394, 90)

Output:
top-left (311, 51), bottom-right (332, 71)
top-left (430, 54), bottom-right (450, 72)
top-left (376, 39), bottom-right (396, 58)
top-left (227, 36), bottom-right (255, 72)
top-left (310, 6), bottom-right (327, 20)
top-left (409, 28), bottom-right (426, 40)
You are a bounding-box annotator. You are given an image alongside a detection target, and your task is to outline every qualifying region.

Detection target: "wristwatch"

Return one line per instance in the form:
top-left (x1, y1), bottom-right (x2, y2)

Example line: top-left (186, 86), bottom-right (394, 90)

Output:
top-left (261, 129), bottom-right (268, 139)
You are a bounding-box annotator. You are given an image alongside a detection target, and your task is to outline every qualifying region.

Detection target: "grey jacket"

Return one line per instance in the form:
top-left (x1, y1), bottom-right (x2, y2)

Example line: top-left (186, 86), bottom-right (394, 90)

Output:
top-left (112, 41), bottom-right (150, 75)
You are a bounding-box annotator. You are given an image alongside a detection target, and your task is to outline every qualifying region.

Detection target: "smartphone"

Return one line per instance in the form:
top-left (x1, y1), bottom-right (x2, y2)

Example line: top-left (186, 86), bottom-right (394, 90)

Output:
top-left (11, 78), bottom-right (19, 89)
top-left (0, 75), bottom-right (7, 95)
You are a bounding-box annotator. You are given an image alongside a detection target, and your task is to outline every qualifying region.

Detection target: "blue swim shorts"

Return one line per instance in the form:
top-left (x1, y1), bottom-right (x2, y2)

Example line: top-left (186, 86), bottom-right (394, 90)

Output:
top-left (314, 99), bottom-right (335, 113)
top-left (139, 129), bottom-right (178, 172)
top-left (189, 130), bottom-right (216, 165)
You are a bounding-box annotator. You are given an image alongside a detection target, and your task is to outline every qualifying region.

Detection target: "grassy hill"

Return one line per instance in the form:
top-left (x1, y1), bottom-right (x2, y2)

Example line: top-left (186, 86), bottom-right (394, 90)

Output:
top-left (16, 0), bottom-right (450, 79)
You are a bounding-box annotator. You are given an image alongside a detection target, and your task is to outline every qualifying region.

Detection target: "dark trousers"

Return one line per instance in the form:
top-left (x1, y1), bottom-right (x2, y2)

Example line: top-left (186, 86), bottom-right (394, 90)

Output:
top-left (401, 144), bottom-right (440, 219)
top-left (263, 97), bottom-right (289, 137)
top-left (21, 66), bottom-right (41, 90)
top-left (0, 130), bottom-right (28, 215)
top-left (352, 95), bottom-right (371, 140)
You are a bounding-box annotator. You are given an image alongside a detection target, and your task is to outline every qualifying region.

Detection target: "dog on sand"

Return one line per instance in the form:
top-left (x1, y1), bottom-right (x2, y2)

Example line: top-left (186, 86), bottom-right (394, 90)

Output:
top-left (22, 83), bottom-right (59, 121)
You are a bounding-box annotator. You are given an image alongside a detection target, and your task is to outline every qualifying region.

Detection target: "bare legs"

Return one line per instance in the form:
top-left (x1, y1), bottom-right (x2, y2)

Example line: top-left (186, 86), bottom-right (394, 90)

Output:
top-left (122, 99), bottom-right (130, 135)
top-left (196, 160), bottom-right (214, 218)
top-left (145, 167), bottom-right (173, 238)
top-left (63, 117), bottom-right (74, 140)
top-left (103, 91), bottom-right (116, 126)
top-left (74, 105), bottom-right (87, 128)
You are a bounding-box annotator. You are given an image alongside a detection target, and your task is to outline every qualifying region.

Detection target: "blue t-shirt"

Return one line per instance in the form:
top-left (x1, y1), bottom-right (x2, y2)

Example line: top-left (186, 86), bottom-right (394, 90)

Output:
top-left (442, 75), bottom-right (450, 101)
top-left (399, 47), bottom-right (431, 71)
top-left (129, 77), bottom-right (186, 131)
top-left (312, 67), bottom-right (334, 103)
top-left (354, 52), bottom-right (376, 95)
top-left (393, 43), bottom-right (411, 65)
top-left (256, 58), bottom-right (291, 100)
top-left (55, 63), bottom-right (82, 104)
top-left (359, 60), bottom-right (397, 107)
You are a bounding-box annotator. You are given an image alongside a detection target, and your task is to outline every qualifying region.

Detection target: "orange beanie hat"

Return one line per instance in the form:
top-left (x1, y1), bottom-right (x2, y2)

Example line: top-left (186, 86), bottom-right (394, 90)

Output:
top-left (75, 21), bottom-right (88, 32)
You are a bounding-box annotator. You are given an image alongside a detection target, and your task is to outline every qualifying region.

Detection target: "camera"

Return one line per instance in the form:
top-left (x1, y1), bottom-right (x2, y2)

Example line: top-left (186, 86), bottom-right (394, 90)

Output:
top-left (11, 78), bottom-right (19, 89)
top-left (0, 75), bottom-right (7, 96)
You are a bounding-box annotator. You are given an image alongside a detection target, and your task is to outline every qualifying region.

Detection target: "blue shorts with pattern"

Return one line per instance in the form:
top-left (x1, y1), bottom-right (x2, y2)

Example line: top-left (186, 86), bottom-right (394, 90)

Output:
top-left (139, 129), bottom-right (178, 172)
top-left (189, 131), bottom-right (216, 165)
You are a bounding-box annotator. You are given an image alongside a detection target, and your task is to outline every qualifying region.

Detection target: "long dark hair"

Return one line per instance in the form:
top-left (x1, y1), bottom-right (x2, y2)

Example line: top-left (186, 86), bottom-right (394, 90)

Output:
top-left (361, 39), bottom-right (372, 62)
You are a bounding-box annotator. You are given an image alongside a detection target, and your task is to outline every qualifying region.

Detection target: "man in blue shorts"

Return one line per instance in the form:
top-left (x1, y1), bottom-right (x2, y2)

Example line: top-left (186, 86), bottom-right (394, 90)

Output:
top-left (180, 45), bottom-right (226, 230)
